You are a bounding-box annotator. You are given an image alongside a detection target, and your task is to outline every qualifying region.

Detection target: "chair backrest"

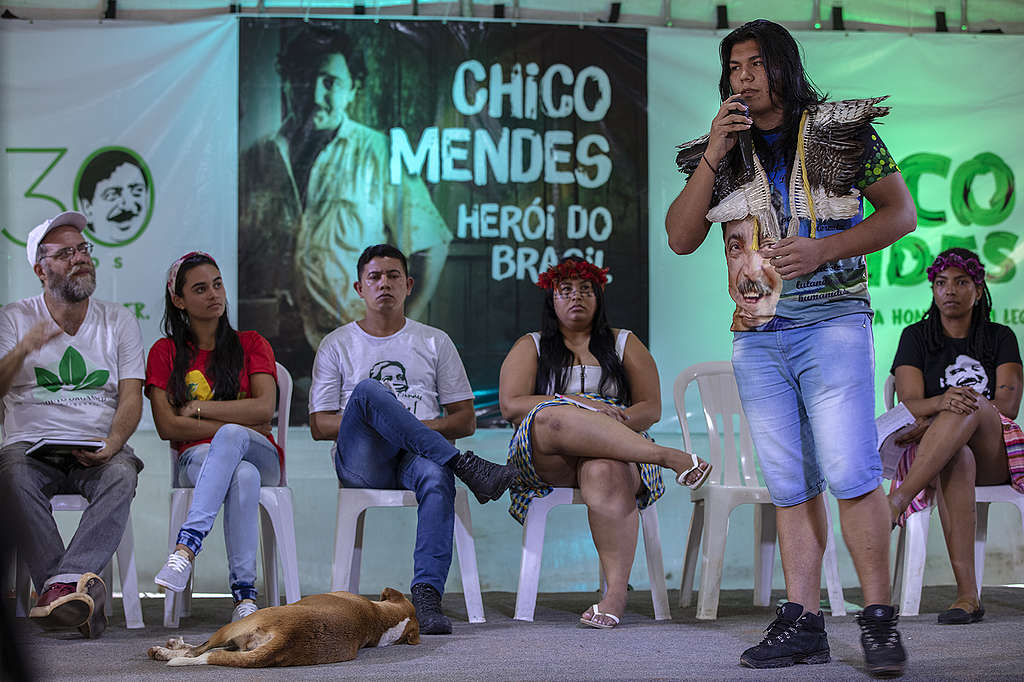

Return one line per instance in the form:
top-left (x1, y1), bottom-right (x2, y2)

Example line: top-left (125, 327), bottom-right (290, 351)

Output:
top-left (168, 361), bottom-right (293, 487)
top-left (673, 361), bottom-right (761, 488)
top-left (883, 373), bottom-right (896, 411)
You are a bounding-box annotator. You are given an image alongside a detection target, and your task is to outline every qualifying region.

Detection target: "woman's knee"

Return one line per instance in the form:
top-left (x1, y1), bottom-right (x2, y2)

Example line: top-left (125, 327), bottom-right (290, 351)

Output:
top-left (229, 461), bottom-right (262, 497)
top-left (578, 459), bottom-right (638, 509)
top-left (211, 423), bottom-right (251, 450)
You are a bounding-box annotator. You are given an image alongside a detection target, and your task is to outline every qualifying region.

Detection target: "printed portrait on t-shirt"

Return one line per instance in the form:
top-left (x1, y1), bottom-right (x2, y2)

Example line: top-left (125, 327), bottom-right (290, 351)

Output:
top-left (940, 353), bottom-right (989, 397)
top-left (724, 219), bottom-right (782, 331)
top-left (368, 359), bottom-right (425, 415)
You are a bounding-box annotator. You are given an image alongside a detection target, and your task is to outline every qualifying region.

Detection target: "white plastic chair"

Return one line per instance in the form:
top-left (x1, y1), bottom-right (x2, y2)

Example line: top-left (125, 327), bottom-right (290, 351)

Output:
top-left (884, 374), bottom-right (1024, 616)
top-left (331, 485), bottom-right (485, 623)
top-left (14, 495), bottom-right (144, 629)
top-left (675, 362), bottom-right (846, 620)
top-left (163, 362), bottom-right (301, 628)
top-left (513, 487), bottom-right (671, 621)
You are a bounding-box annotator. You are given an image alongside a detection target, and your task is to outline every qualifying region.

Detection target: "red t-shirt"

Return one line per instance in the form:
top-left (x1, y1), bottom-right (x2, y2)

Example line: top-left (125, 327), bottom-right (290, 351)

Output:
top-left (145, 331), bottom-right (283, 467)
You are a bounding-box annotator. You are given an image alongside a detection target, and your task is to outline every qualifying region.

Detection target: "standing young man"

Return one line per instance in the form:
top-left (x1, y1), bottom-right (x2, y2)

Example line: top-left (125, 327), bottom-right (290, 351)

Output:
top-left (666, 20), bottom-right (917, 677)
top-left (309, 244), bottom-right (518, 634)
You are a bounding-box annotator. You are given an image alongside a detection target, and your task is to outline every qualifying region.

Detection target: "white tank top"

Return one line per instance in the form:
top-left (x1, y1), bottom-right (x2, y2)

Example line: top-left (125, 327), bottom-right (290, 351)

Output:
top-left (529, 329), bottom-right (631, 398)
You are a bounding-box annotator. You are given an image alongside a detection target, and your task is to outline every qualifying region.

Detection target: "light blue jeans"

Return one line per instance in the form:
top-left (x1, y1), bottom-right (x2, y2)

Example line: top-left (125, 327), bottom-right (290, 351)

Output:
top-left (335, 378), bottom-right (459, 595)
top-left (177, 424), bottom-right (280, 602)
top-left (731, 313), bottom-right (882, 507)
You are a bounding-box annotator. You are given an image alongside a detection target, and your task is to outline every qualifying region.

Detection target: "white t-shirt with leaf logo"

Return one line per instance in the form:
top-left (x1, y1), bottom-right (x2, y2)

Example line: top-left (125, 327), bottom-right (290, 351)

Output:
top-left (0, 294), bottom-right (144, 447)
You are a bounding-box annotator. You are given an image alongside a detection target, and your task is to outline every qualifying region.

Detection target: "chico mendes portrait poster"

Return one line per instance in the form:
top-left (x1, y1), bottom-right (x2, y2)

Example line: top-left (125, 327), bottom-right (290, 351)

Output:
top-left (238, 18), bottom-right (648, 423)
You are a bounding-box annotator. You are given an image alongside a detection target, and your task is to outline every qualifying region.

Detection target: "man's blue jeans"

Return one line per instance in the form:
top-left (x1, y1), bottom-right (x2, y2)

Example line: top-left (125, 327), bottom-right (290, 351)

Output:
top-left (335, 378), bottom-right (460, 595)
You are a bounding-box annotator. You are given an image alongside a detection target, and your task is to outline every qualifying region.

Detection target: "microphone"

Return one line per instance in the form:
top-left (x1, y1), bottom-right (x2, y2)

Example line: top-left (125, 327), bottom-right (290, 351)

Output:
top-left (735, 97), bottom-right (754, 174)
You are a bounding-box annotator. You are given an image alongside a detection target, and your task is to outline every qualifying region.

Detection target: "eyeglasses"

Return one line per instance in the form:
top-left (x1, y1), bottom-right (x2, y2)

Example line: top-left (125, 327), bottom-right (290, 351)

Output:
top-left (554, 284), bottom-right (596, 299)
top-left (41, 242), bottom-right (93, 262)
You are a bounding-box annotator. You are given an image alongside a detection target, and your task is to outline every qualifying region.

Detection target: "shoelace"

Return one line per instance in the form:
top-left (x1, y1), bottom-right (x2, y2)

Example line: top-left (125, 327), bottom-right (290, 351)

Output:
top-left (759, 616), bottom-right (798, 645)
top-left (165, 553), bottom-right (191, 574)
top-left (857, 615), bottom-right (900, 649)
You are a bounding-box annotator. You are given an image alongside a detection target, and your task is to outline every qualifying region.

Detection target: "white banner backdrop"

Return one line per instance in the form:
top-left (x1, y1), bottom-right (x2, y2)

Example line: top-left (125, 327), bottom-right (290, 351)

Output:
top-left (649, 29), bottom-right (1024, 426)
top-left (0, 17), bottom-right (238, 430)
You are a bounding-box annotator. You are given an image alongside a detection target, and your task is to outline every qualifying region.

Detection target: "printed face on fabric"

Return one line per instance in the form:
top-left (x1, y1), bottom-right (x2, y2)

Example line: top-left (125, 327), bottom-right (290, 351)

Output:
top-left (552, 277), bottom-right (598, 328)
top-left (81, 161), bottom-right (149, 243)
top-left (289, 52), bottom-right (359, 132)
top-left (355, 256), bottom-right (412, 314)
top-left (725, 219), bottom-right (782, 329)
top-left (941, 354), bottom-right (989, 394)
top-left (173, 263), bottom-right (227, 323)
top-left (38, 225), bottom-right (97, 303)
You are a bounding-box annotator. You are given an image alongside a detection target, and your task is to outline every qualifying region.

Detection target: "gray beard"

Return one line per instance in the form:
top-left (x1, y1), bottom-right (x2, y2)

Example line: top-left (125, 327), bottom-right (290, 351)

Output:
top-left (47, 269), bottom-right (96, 303)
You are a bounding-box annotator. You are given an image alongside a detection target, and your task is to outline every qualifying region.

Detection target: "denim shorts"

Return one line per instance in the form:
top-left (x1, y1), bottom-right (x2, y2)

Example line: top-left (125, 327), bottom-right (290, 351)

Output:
top-left (731, 313), bottom-right (882, 506)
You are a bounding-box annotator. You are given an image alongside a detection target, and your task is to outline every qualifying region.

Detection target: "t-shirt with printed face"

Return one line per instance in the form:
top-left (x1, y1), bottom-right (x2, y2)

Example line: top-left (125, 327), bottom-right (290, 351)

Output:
top-left (721, 124), bottom-right (899, 332)
top-left (890, 320), bottom-right (1022, 400)
top-left (0, 294), bottom-right (144, 447)
top-left (145, 331), bottom-right (282, 465)
top-left (308, 318), bottom-right (473, 426)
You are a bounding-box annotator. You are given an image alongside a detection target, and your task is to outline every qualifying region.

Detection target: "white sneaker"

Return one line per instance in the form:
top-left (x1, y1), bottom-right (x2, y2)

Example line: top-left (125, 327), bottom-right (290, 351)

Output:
top-left (154, 552), bottom-right (192, 593)
top-left (231, 599), bottom-right (259, 622)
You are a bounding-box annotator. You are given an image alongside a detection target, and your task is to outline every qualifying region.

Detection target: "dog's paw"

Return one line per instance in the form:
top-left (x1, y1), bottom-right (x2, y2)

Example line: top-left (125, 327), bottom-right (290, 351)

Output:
top-left (166, 636), bottom-right (188, 649)
top-left (148, 645), bottom-right (176, 661)
top-left (167, 652), bottom-right (211, 666)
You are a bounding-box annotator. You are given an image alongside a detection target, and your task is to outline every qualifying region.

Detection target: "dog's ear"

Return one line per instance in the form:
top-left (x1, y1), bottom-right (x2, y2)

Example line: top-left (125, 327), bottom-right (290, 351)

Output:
top-left (380, 587), bottom-right (403, 602)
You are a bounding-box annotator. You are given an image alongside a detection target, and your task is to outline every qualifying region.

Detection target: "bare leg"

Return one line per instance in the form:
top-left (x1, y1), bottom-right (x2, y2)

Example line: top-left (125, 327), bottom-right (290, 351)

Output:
top-left (934, 446), bottom-right (980, 611)
top-left (577, 458), bottom-right (642, 626)
top-left (890, 397), bottom-right (1004, 522)
top-left (837, 486), bottom-right (892, 606)
top-left (531, 406), bottom-right (708, 484)
top-left (776, 495), bottom-right (828, 612)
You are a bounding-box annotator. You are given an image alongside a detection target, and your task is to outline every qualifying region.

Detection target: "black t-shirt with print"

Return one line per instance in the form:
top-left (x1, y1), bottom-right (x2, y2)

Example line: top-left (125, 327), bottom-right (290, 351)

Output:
top-left (891, 320), bottom-right (1022, 400)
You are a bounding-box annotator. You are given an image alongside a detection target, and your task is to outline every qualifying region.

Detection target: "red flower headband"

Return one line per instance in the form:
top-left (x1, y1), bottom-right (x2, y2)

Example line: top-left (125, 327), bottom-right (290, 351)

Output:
top-left (926, 252), bottom-right (985, 285)
top-left (536, 259), bottom-right (610, 290)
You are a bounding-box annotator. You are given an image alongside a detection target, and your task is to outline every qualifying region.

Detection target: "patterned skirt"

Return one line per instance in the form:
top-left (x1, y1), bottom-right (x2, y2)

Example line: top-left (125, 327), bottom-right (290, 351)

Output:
top-left (893, 412), bottom-right (1024, 527)
top-left (506, 393), bottom-right (666, 525)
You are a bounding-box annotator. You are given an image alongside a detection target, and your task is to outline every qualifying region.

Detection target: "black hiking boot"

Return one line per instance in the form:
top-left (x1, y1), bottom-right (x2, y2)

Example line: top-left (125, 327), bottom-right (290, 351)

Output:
top-left (449, 450), bottom-right (519, 504)
top-left (857, 604), bottom-right (907, 677)
top-left (740, 602), bottom-right (831, 669)
top-left (410, 583), bottom-right (452, 635)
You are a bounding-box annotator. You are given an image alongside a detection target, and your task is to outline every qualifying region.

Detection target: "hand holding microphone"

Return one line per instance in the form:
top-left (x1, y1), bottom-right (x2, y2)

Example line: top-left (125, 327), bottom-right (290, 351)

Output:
top-left (706, 94), bottom-right (753, 170)
top-left (734, 97), bottom-right (754, 174)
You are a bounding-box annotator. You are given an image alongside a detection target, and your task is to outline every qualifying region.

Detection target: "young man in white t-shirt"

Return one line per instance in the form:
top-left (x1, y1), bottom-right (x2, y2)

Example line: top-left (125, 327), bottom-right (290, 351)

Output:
top-left (309, 244), bottom-right (518, 635)
top-left (0, 211), bottom-right (145, 639)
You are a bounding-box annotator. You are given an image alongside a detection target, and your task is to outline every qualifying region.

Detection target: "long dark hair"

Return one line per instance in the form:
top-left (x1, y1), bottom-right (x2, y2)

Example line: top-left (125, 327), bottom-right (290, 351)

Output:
top-left (534, 257), bottom-right (631, 404)
top-left (921, 247), bottom-right (995, 365)
top-left (718, 19), bottom-right (826, 179)
top-left (162, 253), bottom-right (244, 408)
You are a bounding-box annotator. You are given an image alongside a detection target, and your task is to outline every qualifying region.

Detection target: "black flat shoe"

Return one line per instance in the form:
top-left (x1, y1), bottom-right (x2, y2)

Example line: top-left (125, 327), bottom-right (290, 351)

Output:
top-left (937, 605), bottom-right (984, 625)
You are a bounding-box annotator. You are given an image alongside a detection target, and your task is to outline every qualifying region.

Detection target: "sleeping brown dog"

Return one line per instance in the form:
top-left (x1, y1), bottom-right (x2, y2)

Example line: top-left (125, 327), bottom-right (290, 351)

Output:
top-left (148, 587), bottom-right (419, 667)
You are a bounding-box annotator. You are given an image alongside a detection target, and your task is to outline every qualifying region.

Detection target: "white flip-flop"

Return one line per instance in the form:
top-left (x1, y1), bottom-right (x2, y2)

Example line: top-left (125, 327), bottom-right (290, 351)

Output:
top-left (676, 452), bottom-right (712, 490)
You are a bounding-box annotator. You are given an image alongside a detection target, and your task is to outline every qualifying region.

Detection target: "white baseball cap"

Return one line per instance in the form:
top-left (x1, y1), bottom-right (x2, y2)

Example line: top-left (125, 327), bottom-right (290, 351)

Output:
top-left (25, 211), bottom-right (88, 267)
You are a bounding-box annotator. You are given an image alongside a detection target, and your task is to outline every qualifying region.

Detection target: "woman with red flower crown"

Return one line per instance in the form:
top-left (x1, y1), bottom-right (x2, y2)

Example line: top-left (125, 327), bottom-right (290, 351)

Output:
top-left (498, 256), bottom-right (711, 629)
top-left (887, 247), bottom-right (1022, 625)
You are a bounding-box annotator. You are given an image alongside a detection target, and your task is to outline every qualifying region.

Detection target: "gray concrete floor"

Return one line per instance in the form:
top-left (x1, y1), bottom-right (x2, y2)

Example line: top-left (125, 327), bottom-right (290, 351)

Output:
top-left (7, 586), bottom-right (1024, 680)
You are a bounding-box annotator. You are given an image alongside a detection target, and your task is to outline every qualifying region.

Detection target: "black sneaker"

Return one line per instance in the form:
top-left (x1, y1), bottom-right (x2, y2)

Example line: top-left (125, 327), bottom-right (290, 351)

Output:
top-left (410, 583), bottom-right (452, 635)
top-left (740, 602), bottom-right (831, 669)
top-left (449, 451), bottom-right (519, 504)
top-left (857, 604), bottom-right (906, 678)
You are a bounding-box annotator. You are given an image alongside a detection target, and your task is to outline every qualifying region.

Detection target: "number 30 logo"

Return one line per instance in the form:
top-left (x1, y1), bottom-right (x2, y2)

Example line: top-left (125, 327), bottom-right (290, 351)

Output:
top-left (3, 146), bottom-right (154, 248)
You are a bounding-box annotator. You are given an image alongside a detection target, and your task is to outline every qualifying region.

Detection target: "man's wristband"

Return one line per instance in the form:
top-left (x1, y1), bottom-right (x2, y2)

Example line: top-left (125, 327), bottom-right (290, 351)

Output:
top-left (702, 154), bottom-right (716, 174)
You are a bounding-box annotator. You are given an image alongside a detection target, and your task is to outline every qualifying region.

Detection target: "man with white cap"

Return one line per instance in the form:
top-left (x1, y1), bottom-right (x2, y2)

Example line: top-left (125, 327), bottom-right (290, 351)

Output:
top-left (0, 211), bottom-right (144, 638)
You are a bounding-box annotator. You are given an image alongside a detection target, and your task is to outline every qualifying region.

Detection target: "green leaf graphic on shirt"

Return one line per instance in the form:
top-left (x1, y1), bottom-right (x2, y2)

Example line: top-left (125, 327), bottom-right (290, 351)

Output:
top-left (59, 347), bottom-right (87, 386)
top-left (34, 367), bottom-right (63, 392)
top-left (76, 369), bottom-right (109, 391)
